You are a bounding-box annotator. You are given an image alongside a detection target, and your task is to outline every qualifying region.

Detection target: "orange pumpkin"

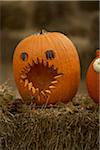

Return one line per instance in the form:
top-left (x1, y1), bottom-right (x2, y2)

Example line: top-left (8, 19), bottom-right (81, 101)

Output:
top-left (86, 50), bottom-right (100, 103)
top-left (13, 31), bottom-right (80, 105)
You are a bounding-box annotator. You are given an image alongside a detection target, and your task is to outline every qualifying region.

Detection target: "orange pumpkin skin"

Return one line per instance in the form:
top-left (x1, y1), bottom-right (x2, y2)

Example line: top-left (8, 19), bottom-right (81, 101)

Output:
top-left (86, 50), bottom-right (100, 103)
top-left (13, 31), bottom-right (80, 105)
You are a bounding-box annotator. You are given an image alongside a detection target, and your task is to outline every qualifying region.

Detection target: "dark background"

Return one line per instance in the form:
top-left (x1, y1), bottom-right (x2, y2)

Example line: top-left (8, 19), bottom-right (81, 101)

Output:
top-left (0, 1), bottom-right (99, 94)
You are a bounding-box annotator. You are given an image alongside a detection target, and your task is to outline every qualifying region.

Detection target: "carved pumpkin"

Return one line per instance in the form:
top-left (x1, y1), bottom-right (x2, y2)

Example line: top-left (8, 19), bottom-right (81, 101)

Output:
top-left (13, 31), bottom-right (80, 105)
top-left (86, 50), bottom-right (100, 103)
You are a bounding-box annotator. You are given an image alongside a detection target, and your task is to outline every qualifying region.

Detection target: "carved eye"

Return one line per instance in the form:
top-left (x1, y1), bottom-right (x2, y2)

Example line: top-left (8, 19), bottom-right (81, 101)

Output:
top-left (21, 52), bottom-right (28, 61)
top-left (46, 50), bottom-right (55, 60)
top-left (93, 58), bottom-right (100, 73)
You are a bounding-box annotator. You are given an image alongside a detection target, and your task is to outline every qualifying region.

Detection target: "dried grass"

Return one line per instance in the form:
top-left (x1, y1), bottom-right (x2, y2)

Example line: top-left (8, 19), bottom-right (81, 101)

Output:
top-left (0, 82), bottom-right (99, 150)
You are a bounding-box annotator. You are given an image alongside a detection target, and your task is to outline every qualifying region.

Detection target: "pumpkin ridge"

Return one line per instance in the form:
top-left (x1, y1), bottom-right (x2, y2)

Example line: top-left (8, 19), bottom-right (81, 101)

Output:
top-left (50, 33), bottom-right (68, 66)
top-left (47, 33), bottom-right (64, 72)
top-left (55, 33), bottom-right (74, 75)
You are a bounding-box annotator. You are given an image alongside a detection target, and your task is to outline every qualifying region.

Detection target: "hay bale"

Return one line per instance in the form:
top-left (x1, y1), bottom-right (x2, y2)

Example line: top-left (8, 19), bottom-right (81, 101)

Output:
top-left (0, 83), bottom-right (99, 150)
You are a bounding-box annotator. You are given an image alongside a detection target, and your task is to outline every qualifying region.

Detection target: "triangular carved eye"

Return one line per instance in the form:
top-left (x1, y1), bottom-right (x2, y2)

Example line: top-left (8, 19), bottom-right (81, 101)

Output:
top-left (21, 52), bottom-right (28, 61)
top-left (46, 50), bottom-right (55, 60)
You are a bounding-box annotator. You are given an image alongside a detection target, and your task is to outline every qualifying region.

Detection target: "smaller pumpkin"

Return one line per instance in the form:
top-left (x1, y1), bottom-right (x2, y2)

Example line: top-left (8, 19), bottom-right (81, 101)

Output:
top-left (86, 50), bottom-right (100, 103)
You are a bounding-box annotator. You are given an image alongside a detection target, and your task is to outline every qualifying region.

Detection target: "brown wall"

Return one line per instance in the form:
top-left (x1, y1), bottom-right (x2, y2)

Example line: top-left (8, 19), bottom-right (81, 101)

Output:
top-left (0, 1), bottom-right (99, 84)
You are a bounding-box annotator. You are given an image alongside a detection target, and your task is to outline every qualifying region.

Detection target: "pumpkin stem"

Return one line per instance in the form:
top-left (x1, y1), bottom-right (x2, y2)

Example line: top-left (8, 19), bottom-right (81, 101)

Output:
top-left (40, 29), bottom-right (47, 34)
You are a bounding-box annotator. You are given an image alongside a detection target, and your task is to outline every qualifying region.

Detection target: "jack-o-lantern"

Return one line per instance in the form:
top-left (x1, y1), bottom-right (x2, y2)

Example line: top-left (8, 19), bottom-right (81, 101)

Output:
top-left (13, 31), bottom-right (80, 105)
top-left (86, 50), bottom-right (100, 103)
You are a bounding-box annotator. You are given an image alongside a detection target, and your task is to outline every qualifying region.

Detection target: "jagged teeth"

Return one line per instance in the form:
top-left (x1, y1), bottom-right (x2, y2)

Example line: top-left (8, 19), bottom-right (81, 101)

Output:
top-left (32, 86), bottom-right (36, 94)
top-left (41, 90), bottom-right (46, 96)
top-left (48, 63), bottom-right (52, 68)
top-left (54, 66), bottom-right (57, 70)
top-left (20, 79), bottom-right (23, 83)
top-left (28, 82), bottom-right (33, 90)
top-left (20, 74), bottom-right (27, 79)
top-left (25, 65), bottom-right (31, 71)
top-left (49, 85), bottom-right (56, 89)
top-left (37, 58), bottom-right (40, 63)
top-left (43, 61), bottom-right (47, 66)
top-left (51, 80), bottom-right (58, 84)
top-left (28, 63), bottom-right (32, 67)
top-left (24, 78), bottom-right (37, 94)
top-left (24, 79), bottom-right (29, 87)
top-left (54, 74), bottom-right (63, 79)
top-left (35, 60), bottom-right (38, 64)
top-left (27, 68), bottom-right (31, 72)
top-left (21, 59), bottom-right (63, 98)
top-left (32, 60), bottom-right (35, 65)
top-left (36, 88), bottom-right (39, 93)
top-left (23, 69), bottom-right (28, 73)
top-left (45, 90), bottom-right (51, 94)
top-left (37, 95), bottom-right (40, 101)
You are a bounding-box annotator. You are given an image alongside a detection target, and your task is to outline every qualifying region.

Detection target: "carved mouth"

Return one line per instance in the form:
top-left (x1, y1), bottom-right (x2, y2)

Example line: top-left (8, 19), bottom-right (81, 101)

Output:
top-left (20, 58), bottom-right (63, 102)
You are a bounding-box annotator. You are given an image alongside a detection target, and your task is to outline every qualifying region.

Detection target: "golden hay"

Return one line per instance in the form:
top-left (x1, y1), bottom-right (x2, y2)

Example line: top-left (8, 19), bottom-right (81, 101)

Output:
top-left (0, 83), bottom-right (99, 150)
